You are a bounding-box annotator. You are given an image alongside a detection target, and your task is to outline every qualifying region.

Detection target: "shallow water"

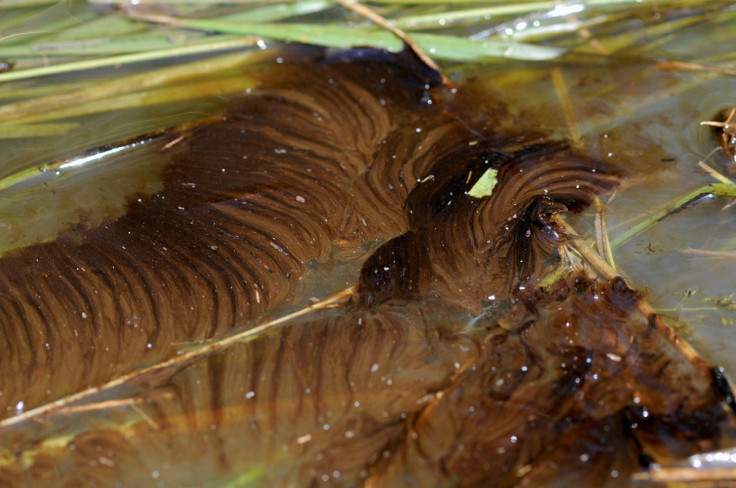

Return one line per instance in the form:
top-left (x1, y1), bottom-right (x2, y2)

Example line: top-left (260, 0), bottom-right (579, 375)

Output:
top-left (1, 6), bottom-right (736, 488)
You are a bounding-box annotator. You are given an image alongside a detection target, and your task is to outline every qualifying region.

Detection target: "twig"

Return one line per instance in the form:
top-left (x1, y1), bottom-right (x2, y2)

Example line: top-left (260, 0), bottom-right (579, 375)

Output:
top-left (0, 38), bottom-right (257, 84)
top-left (593, 195), bottom-right (616, 270)
top-left (0, 286), bottom-right (355, 430)
top-left (602, 193), bottom-right (616, 269)
top-left (0, 51), bottom-right (259, 125)
top-left (700, 107), bottom-right (736, 129)
top-left (658, 59), bottom-right (736, 77)
top-left (130, 403), bottom-right (160, 431)
top-left (632, 466), bottom-right (736, 483)
top-left (570, 15), bottom-right (609, 55)
top-left (333, 0), bottom-right (451, 87)
top-left (681, 248), bottom-right (736, 258)
top-left (555, 215), bottom-right (709, 370)
top-left (0, 115), bottom-right (222, 192)
top-left (697, 160), bottom-right (736, 186)
top-left (550, 66), bottom-right (582, 144)
top-left (594, 198), bottom-right (605, 256)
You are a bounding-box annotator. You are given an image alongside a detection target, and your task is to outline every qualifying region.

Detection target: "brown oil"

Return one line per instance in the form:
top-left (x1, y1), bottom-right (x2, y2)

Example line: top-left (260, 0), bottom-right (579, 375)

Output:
top-left (0, 41), bottom-right (735, 488)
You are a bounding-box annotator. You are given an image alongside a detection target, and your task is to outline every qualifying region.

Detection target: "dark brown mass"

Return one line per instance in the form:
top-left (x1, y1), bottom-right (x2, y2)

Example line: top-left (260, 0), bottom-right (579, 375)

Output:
top-left (0, 48), bottom-right (733, 487)
top-left (0, 48), bottom-right (462, 415)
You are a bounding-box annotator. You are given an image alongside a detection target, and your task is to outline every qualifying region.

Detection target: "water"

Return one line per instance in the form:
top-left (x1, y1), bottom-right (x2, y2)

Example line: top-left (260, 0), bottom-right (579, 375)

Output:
top-left (442, 57), bottom-right (736, 377)
top-left (1, 4), bottom-right (736, 487)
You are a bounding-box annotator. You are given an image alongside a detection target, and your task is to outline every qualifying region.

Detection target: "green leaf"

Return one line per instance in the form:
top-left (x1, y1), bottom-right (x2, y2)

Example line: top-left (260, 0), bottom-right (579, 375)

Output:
top-left (171, 20), bottom-right (565, 61)
top-left (468, 168), bottom-right (498, 198)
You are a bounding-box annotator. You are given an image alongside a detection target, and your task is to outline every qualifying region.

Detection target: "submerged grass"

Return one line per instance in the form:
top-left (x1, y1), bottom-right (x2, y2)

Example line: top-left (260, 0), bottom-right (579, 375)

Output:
top-left (2, 1), bottom-right (732, 78)
top-left (1, 1), bottom-right (735, 261)
top-left (0, 49), bottom-right (261, 125)
top-left (1, 3), bottom-right (736, 485)
top-left (611, 165), bottom-right (736, 250)
top-left (2, 2), bottom-right (735, 242)
top-left (0, 37), bottom-right (257, 83)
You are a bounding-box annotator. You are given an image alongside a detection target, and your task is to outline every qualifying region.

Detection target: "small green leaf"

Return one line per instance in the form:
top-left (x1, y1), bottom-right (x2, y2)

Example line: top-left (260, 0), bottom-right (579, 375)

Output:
top-left (468, 168), bottom-right (498, 198)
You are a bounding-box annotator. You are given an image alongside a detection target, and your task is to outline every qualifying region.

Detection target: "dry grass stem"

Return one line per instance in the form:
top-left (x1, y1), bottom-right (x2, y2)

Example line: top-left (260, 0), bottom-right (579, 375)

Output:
top-left (550, 66), bottom-right (582, 144)
top-left (0, 286), bottom-right (355, 430)
top-left (658, 59), bottom-right (736, 77)
top-left (555, 215), bottom-right (708, 370)
top-left (700, 107), bottom-right (736, 129)
top-left (333, 0), bottom-right (450, 86)
top-left (594, 198), bottom-right (605, 256)
top-left (602, 193), bottom-right (616, 269)
top-left (680, 248), bottom-right (736, 258)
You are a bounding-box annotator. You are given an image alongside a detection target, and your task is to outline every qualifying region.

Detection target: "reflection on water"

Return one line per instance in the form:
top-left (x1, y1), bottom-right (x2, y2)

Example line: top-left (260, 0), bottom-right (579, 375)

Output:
top-left (0, 39), bottom-right (735, 488)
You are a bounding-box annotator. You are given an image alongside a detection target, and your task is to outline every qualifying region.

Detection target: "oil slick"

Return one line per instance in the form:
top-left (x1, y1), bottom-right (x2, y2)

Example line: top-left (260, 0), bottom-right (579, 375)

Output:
top-left (0, 47), bottom-right (734, 487)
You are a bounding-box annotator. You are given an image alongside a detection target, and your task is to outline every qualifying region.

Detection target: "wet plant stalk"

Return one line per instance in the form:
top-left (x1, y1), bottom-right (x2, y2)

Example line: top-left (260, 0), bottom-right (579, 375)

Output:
top-left (0, 38), bottom-right (257, 83)
top-left (0, 50), bottom-right (261, 125)
top-left (0, 286), bottom-right (355, 430)
top-left (556, 215), bottom-right (710, 371)
top-left (610, 182), bottom-right (736, 250)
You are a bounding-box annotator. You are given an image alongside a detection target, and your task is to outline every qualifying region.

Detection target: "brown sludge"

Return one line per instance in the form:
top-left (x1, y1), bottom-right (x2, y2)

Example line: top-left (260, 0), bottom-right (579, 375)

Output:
top-left (0, 48), bottom-right (734, 487)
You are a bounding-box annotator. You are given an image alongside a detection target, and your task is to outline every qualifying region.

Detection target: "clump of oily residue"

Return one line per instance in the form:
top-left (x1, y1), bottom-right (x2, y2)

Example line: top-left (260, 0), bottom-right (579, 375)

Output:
top-left (0, 47), bottom-right (734, 488)
top-left (702, 107), bottom-right (736, 175)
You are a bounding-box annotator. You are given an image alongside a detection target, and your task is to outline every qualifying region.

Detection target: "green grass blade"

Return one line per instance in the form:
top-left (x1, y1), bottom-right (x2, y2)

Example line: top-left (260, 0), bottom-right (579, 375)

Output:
top-left (0, 6), bottom-right (48, 32)
top-left (0, 80), bottom-right (91, 101)
top-left (0, 7), bottom-right (99, 47)
top-left (0, 37), bottom-right (255, 83)
top-left (0, 33), bottom-right (216, 58)
top-left (152, 19), bottom-right (564, 61)
top-left (0, 0), bottom-right (59, 8)
top-left (0, 49), bottom-right (262, 124)
top-left (396, 2), bottom-right (556, 28)
top-left (215, 0), bottom-right (334, 23)
top-left (13, 76), bottom-right (256, 126)
top-left (372, 0), bottom-right (715, 4)
top-left (47, 14), bottom-right (149, 41)
top-left (414, 31), bottom-right (563, 60)
top-left (611, 183), bottom-right (736, 249)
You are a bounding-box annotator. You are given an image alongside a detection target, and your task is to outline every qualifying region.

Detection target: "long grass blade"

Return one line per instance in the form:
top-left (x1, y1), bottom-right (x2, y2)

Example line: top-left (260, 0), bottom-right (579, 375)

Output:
top-left (124, 14), bottom-right (564, 61)
top-left (0, 49), bottom-right (261, 136)
top-left (0, 7), bottom-right (99, 48)
top-left (372, 0), bottom-right (716, 4)
top-left (0, 0), bottom-right (62, 9)
top-left (0, 286), bottom-right (355, 430)
top-left (0, 37), bottom-right (256, 83)
top-left (0, 33), bottom-right (219, 58)
top-left (611, 183), bottom-right (736, 249)
top-left (334, 0), bottom-right (444, 79)
top-left (214, 0), bottom-right (333, 23)
top-left (11, 76), bottom-right (256, 127)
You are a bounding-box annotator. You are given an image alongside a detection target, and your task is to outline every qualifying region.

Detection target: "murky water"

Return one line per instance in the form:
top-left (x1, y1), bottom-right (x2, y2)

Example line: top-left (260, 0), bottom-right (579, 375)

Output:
top-left (1, 6), bottom-right (736, 488)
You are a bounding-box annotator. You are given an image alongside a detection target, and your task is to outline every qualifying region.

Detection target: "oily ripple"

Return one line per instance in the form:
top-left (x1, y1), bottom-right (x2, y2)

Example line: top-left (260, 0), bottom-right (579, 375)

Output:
top-left (0, 52), bottom-right (476, 417)
top-left (0, 48), bottom-right (732, 488)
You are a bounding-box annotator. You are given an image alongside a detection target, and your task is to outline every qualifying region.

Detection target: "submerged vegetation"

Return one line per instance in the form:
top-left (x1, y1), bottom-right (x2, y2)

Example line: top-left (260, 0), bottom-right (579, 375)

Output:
top-left (1, 0), bottom-right (736, 487)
